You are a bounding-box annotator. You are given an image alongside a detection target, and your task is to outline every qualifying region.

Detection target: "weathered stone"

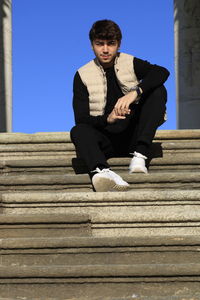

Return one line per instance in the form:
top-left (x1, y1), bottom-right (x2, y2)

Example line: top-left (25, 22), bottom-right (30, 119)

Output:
top-left (0, 171), bottom-right (199, 192)
top-left (1, 263), bottom-right (200, 278)
top-left (0, 214), bottom-right (91, 238)
top-left (0, 130), bottom-right (199, 144)
top-left (0, 265), bottom-right (200, 298)
top-left (155, 129), bottom-right (200, 139)
top-left (1, 235), bottom-right (200, 266)
top-left (0, 130), bottom-right (200, 298)
top-left (0, 142), bottom-right (75, 151)
top-left (0, 0), bottom-right (12, 132)
top-left (174, 0), bottom-right (200, 129)
top-left (0, 132), bottom-right (71, 143)
top-left (2, 190), bottom-right (200, 236)
top-left (2, 189), bottom-right (200, 203)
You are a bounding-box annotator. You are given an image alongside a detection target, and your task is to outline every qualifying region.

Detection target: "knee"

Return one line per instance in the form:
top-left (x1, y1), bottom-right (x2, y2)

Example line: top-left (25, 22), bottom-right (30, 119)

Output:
top-left (142, 86), bottom-right (167, 111)
top-left (70, 124), bottom-right (93, 140)
top-left (151, 85), bottom-right (167, 104)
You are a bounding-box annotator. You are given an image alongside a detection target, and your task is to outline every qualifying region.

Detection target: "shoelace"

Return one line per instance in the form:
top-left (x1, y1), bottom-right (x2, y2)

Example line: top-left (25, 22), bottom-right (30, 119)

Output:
top-left (130, 151), bottom-right (147, 159)
top-left (91, 167), bottom-right (110, 173)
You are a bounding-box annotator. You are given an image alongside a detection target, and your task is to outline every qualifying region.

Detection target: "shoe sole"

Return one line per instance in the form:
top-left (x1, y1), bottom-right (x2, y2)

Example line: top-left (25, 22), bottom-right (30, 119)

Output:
top-left (112, 183), bottom-right (130, 192)
top-left (92, 177), bottom-right (129, 192)
top-left (129, 166), bottom-right (148, 174)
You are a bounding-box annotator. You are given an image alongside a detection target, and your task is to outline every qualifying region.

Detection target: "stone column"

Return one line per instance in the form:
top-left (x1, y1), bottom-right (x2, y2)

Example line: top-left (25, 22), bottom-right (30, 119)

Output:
top-left (174, 0), bottom-right (200, 129)
top-left (0, 0), bottom-right (12, 132)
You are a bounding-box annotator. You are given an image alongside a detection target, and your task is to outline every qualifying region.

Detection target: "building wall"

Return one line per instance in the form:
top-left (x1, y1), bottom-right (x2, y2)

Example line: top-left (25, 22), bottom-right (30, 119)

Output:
top-left (0, 0), bottom-right (12, 132)
top-left (174, 0), bottom-right (200, 129)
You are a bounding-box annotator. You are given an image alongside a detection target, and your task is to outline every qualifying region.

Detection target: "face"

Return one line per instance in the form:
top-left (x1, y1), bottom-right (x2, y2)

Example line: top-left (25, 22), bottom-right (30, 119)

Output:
top-left (92, 39), bottom-right (120, 68)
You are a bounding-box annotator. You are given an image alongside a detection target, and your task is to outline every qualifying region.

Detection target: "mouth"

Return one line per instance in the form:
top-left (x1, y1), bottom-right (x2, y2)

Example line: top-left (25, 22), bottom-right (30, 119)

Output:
top-left (100, 55), bottom-right (111, 59)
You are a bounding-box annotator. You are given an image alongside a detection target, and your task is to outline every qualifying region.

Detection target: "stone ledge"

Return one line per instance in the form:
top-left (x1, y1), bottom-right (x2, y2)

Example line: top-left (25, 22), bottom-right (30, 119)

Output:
top-left (0, 130), bottom-right (200, 144)
top-left (0, 295), bottom-right (199, 300)
top-left (0, 143), bottom-right (75, 151)
top-left (0, 140), bottom-right (199, 154)
top-left (0, 132), bottom-right (71, 143)
top-left (2, 235), bottom-right (200, 249)
top-left (2, 189), bottom-right (200, 203)
top-left (0, 297), bottom-right (199, 300)
top-left (2, 235), bottom-right (200, 266)
top-left (0, 213), bottom-right (90, 224)
top-left (0, 171), bottom-right (199, 187)
top-left (1, 153), bottom-right (200, 167)
top-left (2, 190), bottom-right (200, 236)
top-left (0, 154), bottom-right (200, 176)
top-left (0, 214), bottom-right (91, 238)
top-left (0, 263), bottom-right (200, 279)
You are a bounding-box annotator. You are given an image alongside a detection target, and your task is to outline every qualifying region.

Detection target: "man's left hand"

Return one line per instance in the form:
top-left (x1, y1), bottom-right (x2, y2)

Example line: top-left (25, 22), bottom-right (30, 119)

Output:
top-left (114, 90), bottom-right (139, 116)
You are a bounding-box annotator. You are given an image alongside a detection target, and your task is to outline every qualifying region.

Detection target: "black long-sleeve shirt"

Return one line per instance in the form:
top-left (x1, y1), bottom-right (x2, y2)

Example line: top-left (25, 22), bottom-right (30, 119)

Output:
top-left (73, 57), bottom-right (170, 128)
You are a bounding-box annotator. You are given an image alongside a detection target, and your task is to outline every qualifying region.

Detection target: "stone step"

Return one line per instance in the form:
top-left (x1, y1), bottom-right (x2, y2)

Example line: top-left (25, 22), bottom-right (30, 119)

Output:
top-left (109, 154), bottom-right (200, 172)
top-left (0, 140), bottom-right (200, 157)
top-left (0, 130), bottom-right (199, 144)
top-left (0, 138), bottom-right (200, 151)
top-left (0, 141), bottom-right (199, 158)
top-left (0, 130), bottom-right (199, 175)
top-left (0, 130), bottom-right (199, 164)
top-left (0, 130), bottom-right (199, 299)
top-left (0, 170), bottom-right (200, 192)
top-left (0, 264), bottom-right (199, 298)
top-left (0, 297), bottom-right (199, 300)
top-left (0, 171), bottom-right (199, 192)
top-left (0, 152), bottom-right (200, 175)
top-left (0, 214), bottom-right (91, 238)
top-left (0, 130), bottom-right (200, 143)
top-left (1, 235), bottom-right (200, 266)
top-left (2, 190), bottom-right (200, 236)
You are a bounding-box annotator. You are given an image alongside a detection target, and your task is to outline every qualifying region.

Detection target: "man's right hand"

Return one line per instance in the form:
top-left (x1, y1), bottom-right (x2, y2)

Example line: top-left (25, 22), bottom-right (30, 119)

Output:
top-left (107, 108), bottom-right (130, 124)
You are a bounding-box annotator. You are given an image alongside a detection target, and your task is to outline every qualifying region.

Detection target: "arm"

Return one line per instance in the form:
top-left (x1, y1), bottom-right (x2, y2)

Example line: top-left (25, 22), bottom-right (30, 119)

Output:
top-left (114, 57), bottom-right (170, 116)
top-left (134, 57), bottom-right (170, 93)
top-left (73, 72), bottom-right (108, 128)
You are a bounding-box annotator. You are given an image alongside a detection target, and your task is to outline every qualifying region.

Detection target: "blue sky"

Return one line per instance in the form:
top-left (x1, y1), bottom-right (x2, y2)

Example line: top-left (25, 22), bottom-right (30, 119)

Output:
top-left (13, 0), bottom-right (175, 133)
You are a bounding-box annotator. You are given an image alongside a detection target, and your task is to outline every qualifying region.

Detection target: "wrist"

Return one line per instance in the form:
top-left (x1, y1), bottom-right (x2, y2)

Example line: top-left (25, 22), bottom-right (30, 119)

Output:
top-left (131, 86), bottom-right (142, 97)
top-left (107, 114), bottom-right (114, 124)
top-left (128, 90), bottom-right (139, 104)
top-left (130, 86), bottom-right (143, 103)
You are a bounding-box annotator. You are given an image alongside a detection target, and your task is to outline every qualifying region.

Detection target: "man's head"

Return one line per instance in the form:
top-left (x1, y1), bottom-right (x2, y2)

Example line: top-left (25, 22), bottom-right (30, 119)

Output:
top-left (89, 19), bottom-right (122, 44)
top-left (89, 20), bottom-right (122, 68)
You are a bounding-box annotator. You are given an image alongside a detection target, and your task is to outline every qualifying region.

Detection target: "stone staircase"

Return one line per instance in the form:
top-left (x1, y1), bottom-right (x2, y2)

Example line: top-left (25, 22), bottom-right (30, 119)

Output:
top-left (0, 130), bottom-right (200, 299)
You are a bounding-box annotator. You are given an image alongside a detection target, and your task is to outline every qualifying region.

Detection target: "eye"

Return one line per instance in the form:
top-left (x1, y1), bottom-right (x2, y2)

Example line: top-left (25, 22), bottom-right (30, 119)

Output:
top-left (109, 41), bottom-right (117, 46)
top-left (96, 42), bottom-right (104, 47)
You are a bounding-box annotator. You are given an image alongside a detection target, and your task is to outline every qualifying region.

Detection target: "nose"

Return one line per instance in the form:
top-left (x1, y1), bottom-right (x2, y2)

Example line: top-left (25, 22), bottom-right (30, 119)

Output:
top-left (102, 44), bottom-right (108, 53)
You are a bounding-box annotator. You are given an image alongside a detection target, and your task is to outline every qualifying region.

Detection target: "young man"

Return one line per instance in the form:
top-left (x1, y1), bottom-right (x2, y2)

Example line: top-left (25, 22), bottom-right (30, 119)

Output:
top-left (70, 19), bottom-right (170, 192)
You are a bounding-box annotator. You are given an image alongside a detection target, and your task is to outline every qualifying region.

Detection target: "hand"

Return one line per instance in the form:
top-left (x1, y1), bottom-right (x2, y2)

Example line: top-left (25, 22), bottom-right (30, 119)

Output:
top-left (107, 108), bottom-right (127, 124)
top-left (114, 90), bottom-right (138, 116)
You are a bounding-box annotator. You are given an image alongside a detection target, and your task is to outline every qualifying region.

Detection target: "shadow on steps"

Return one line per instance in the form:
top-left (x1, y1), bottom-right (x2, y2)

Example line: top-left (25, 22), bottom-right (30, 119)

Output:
top-left (72, 142), bottom-right (163, 174)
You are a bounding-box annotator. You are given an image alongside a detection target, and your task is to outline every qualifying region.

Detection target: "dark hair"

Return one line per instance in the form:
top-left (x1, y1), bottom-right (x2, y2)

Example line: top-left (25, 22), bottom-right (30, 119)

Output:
top-left (89, 19), bottom-right (122, 43)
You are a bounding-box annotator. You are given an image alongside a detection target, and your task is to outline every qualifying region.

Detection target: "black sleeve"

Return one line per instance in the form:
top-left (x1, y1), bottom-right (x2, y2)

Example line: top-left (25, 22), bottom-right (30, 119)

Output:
top-left (133, 57), bottom-right (170, 93)
top-left (72, 72), bottom-right (108, 128)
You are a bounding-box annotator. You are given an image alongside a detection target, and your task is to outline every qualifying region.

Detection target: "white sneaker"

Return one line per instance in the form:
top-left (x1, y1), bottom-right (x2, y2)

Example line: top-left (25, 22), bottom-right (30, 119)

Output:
top-left (129, 151), bottom-right (148, 174)
top-left (91, 168), bottom-right (129, 192)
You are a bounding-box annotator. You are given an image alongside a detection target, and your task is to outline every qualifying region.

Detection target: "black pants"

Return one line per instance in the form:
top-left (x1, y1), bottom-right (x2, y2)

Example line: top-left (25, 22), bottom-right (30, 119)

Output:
top-left (70, 85), bottom-right (167, 171)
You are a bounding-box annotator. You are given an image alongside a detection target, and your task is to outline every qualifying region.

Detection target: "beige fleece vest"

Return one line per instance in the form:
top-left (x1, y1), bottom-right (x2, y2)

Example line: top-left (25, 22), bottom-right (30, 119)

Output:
top-left (78, 52), bottom-right (139, 116)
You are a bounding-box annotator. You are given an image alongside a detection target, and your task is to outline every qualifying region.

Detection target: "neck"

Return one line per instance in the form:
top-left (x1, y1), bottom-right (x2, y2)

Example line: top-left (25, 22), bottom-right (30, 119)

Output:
top-left (99, 58), bottom-right (115, 70)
